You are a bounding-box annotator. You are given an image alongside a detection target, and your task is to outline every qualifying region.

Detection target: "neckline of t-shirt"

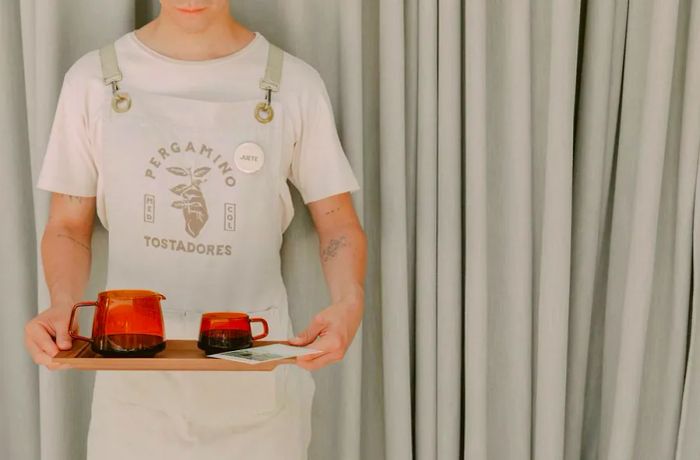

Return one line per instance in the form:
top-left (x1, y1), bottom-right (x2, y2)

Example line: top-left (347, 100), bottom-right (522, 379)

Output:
top-left (127, 30), bottom-right (263, 65)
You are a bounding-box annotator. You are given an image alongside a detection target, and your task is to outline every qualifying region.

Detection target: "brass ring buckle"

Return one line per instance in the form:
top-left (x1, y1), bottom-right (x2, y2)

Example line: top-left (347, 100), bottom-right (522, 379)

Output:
top-left (255, 102), bottom-right (274, 124)
top-left (111, 92), bottom-right (132, 113)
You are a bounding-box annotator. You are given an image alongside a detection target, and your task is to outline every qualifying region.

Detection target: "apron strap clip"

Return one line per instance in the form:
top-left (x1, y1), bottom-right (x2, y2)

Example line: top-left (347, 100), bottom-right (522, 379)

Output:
top-left (255, 44), bottom-right (284, 124)
top-left (99, 43), bottom-right (132, 113)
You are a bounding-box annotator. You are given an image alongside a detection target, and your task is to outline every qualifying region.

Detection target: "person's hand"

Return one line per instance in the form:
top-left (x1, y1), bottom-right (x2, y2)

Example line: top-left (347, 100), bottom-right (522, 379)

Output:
top-left (289, 302), bottom-right (363, 371)
top-left (24, 305), bottom-right (74, 371)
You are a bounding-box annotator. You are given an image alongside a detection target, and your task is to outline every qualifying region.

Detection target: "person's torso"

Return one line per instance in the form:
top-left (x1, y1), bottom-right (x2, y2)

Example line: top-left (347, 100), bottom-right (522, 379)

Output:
top-left (95, 32), bottom-right (298, 319)
top-left (77, 31), bottom-right (322, 235)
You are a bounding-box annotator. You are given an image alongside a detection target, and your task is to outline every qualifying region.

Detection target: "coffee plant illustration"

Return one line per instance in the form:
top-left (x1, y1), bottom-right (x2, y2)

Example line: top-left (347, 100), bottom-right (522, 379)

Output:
top-left (167, 166), bottom-right (211, 238)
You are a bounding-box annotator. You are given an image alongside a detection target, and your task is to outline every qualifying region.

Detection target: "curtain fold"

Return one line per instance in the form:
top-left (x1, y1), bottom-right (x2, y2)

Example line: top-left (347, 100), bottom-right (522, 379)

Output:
top-left (0, 1), bottom-right (39, 459)
top-left (464, 1), bottom-right (537, 458)
top-left (377, 0), bottom-right (414, 458)
top-left (436, 1), bottom-right (463, 458)
top-left (598, 1), bottom-right (696, 458)
top-left (461, 1), bottom-right (700, 460)
top-left (530, 0), bottom-right (579, 456)
top-left (565, 1), bottom-right (628, 458)
top-left (664, 0), bottom-right (700, 458)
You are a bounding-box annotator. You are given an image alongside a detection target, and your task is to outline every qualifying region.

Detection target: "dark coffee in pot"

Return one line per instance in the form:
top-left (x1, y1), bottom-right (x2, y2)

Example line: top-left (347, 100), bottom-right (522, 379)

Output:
top-left (93, 333), bottom-right (166, 357)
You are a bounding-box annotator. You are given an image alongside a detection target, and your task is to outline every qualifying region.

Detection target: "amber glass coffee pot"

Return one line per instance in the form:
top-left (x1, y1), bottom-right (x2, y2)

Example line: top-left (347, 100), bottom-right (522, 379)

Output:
top-left (69, 290), bottom-right (166, 357)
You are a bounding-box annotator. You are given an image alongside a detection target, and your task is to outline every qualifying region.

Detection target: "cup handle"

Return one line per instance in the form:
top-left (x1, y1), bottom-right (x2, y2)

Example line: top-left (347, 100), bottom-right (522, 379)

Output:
top-left (250, 317), bottom-right (269, 341)
top-left (69, 301), bottom-right (97, 342)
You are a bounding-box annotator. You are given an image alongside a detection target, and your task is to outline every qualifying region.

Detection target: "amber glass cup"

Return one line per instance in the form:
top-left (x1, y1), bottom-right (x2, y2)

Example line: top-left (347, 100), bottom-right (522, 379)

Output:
top-left (197, 312), bottom-right (269, 355)
top-left (69, 290), bottom-right (166, 357)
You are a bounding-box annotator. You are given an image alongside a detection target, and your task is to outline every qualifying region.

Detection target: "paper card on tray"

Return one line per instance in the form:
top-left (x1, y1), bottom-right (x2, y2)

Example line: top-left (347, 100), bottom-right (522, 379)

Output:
top-left (209, 344), bottom-right (322, 364)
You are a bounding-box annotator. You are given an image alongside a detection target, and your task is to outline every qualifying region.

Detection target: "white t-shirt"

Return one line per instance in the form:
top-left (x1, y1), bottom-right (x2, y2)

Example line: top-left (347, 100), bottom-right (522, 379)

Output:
top-left (37, 31), bottom-right (360, 230)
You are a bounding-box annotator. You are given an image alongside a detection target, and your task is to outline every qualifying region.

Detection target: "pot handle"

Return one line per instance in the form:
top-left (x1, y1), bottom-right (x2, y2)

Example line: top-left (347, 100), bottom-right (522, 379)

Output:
top-left (69, 301), bottom-right (97, 343)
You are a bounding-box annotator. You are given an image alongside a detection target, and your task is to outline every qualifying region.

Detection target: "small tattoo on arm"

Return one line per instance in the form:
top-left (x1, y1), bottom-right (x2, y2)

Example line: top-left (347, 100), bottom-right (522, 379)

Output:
top-left (58, 193), bottom-right (84, 204)
top-left (322, 235), bottom-right (348, 262)
top-left (324, 207), bottom-right (341, 216)
top-left (56, 233), bottom-right (90, 252)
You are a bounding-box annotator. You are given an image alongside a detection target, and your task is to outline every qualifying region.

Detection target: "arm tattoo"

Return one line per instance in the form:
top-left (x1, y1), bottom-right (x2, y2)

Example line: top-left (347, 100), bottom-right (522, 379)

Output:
top-left (324, 207), bottom-right (341, 216)
top-left (58, 193), bottom-right (84, 204)
top-left (56, 233), bottom-right (91, 252)
top-left (322, 235), bottom-right (348, 262)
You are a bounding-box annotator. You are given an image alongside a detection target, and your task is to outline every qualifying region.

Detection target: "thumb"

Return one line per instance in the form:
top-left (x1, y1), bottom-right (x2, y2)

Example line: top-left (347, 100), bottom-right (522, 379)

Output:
top-left (54, 320), bottom-right (73, 350)
top-left (289, 315), bottom-right (326, 346)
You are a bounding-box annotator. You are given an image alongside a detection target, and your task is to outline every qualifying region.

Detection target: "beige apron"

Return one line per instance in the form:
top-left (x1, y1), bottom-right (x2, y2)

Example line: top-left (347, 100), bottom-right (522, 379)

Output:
top-left (85, 41), bottom-right (314, 460)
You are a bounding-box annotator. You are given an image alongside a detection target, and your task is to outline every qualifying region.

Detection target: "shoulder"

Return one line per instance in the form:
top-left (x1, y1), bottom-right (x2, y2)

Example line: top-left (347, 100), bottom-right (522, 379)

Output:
top-left (58, 34), bottom-right (137, 116)
top-left (62, 48), bottom-right (102, 90)
top-left (58, 50), bottom-right (106, 119)
top-left (276, 46), bottom-right (329, 100)
top-left (62, 32), bottom-right (134, 90)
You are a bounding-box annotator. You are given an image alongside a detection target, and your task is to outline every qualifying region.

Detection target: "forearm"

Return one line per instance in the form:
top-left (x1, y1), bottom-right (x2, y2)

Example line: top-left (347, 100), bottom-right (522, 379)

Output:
top-left (318, 223), bottom-right (367, 307)
top-left (41, 224), bottom-right (92, 311)
top-left (291, 195), bottom-right (366, 364)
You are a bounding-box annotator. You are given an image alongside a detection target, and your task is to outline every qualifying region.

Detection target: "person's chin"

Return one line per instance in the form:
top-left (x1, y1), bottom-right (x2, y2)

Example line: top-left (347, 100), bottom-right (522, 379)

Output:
top-left (162, 7), bottom-right (217, 31)
top-left (172, 17), bottom-right (217, 34)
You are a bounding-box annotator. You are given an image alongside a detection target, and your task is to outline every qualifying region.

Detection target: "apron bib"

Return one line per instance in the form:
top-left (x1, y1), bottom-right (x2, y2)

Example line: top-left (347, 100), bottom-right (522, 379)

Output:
top-left (86, 41), bottom-right (314, 460)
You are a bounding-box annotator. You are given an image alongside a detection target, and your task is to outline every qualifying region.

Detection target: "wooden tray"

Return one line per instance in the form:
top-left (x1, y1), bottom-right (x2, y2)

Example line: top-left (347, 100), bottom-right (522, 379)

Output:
top-left (52, 339), bottom-right (294, 371)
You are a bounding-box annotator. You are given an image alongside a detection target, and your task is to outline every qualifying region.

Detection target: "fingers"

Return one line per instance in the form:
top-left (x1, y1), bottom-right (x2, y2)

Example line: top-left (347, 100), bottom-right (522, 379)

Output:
top-left (25, 321), bottom-right (59, 357)
top-left (43, 360), bottom-right (69, 371)
top-left (24, 335), bottom-right (66, 370)
top-left (24, 338), bottom-right (53, 366)
top-left (25, 322), bottom-right (72, 371)
top-left (47, 363), bottom-right (71, 371)
top-left (296, 351), bottom-right (343, 371)
top-left (53, 319), bottom-right (73, 350)
top-left (288, 314), bottom-right (327, 346)
top-left (297, 333), bottom-right (341, 358)
top-left (295, 334), bottom-right (345, 371)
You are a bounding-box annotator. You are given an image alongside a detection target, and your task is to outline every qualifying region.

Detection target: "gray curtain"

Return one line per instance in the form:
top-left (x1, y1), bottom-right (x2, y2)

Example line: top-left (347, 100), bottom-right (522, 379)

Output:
top-left (460, 1), bottom-right (700, 459)
top-left (3, 0), bottom-right (700, 459)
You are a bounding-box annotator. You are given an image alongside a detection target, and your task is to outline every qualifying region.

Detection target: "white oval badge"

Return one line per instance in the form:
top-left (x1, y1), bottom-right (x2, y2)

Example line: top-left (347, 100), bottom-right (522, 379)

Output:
top-left (234, 142), bottom-right (265, 173)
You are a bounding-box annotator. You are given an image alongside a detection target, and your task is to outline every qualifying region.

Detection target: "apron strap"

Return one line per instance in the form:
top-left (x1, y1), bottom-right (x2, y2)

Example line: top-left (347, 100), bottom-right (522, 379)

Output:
top-left (99, 43), bottom-right (122, 85)
top-left (99, 43), bottom-right (132, 113)
top-left (259, 43), bottom-right (284, 92)
top-left (255, 43), bottom-right (284, 124)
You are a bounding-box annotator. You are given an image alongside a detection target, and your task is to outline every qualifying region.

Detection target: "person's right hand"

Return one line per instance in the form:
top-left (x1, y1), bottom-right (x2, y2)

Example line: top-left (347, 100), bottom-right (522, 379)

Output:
top-left (24, 306), bottom-right (73, 371)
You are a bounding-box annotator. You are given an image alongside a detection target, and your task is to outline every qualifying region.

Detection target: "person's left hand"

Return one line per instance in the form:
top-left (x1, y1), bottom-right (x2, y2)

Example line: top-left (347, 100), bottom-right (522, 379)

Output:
top-left (288, 302), bottom-right (363, 370)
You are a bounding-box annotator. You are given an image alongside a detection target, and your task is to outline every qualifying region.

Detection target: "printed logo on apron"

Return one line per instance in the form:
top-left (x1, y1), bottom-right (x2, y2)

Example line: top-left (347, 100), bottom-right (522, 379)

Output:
top-left (140, 141), bottom-right (238, 255)
top-left (167, 165), bottom-right (211, 238)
